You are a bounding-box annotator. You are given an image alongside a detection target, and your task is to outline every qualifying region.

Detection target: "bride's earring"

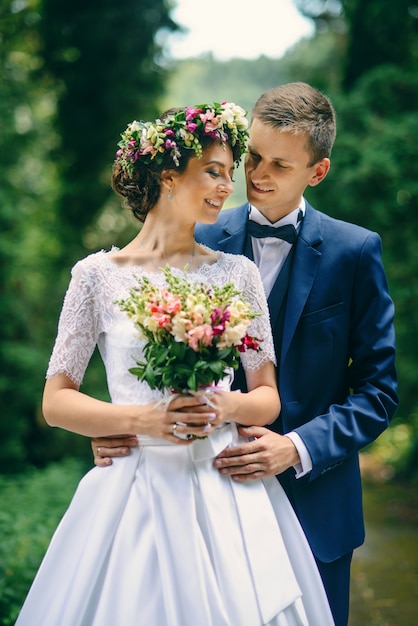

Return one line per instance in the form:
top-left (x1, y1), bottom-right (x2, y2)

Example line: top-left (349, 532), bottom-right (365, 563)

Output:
top-left (168, 188), bottom-right (174, 201)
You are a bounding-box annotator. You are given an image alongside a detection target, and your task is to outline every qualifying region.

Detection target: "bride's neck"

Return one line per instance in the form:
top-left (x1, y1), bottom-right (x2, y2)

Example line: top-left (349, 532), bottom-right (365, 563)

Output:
top-left (135, 220), bottom-right (195, 257)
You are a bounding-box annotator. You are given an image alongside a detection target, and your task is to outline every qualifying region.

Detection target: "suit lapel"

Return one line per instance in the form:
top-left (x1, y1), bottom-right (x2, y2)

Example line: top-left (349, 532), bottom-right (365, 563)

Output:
top-left (280, 206), bottom-right (323, 362)
top-left (212, 203), bottom-right (323, 365)
top-left (216, 203), bottom-right (249, 254)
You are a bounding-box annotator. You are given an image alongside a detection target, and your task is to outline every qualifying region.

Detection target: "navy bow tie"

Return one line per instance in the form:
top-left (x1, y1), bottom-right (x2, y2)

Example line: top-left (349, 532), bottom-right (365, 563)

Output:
top-left (247, 220), bottom-right (298, 244)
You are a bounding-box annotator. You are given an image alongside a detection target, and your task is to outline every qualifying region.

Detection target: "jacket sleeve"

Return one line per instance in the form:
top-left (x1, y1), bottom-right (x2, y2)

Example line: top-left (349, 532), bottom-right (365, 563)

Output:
top-left (294, 232), bottom-right (398, 480)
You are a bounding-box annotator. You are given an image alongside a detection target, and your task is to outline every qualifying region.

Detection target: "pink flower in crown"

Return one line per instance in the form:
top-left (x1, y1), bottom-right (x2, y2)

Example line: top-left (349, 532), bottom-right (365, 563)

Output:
top-left (187, 324), bottom-right (214, 351)
top-left (186, 107), bottom-right (202, 121)
top-left (200, 110), bottom-right (215, 123)
top-left (200, 110), bottom-right (222, 134)
top-left (187, 122), bottom-right (197, 132)
top-left (164, 139), bottom-right (177, 151)
top-left (141, 142), bottom-right (155, 156)
top-left (205, 120), bottom-right (222, 134)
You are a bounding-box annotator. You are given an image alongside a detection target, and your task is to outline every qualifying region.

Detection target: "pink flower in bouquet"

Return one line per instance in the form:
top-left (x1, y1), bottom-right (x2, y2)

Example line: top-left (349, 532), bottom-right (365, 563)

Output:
top-left (150, 312), bottom-right (172, 329)
top-left (187, 324), bottom-right (214, 352)
top-left (160, 289), bottom-right (182, 314)
top-left (211, 307), bottom-right (231, 336)
top-left (117, 266), bottom-right (261, 393)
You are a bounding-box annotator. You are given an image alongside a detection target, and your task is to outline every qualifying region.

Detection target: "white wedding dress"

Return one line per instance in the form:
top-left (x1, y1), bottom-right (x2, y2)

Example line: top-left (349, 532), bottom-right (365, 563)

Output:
top-left (16, 250), bottom-right (334, 626)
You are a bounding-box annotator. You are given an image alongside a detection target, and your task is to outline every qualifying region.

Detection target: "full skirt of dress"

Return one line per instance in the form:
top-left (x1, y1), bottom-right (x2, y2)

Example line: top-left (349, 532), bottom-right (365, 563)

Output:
top-left (16, 424), bottom-right (334, 626)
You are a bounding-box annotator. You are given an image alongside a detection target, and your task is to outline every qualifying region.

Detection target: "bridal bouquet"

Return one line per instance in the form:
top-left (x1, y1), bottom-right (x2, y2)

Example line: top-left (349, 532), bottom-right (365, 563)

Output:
top-left (117, 266), bottom-right (261, 393)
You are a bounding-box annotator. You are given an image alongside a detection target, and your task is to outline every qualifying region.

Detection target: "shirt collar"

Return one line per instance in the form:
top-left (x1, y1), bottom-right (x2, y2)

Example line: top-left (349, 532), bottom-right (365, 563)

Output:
top-left (249, 198), bottom-right (305, 229)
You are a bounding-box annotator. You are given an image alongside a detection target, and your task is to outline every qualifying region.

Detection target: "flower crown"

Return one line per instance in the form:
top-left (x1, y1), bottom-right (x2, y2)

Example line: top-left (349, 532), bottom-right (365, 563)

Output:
top-left (115, 102), bottom-right (249, 176)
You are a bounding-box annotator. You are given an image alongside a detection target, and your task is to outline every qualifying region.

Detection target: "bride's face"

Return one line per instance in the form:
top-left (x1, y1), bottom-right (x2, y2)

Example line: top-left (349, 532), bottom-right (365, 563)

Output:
top-left (173, 142), bottom-right (235, 224)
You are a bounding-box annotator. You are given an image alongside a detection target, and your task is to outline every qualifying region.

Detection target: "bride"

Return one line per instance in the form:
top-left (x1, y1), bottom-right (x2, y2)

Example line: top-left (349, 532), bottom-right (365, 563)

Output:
top-left (16, 102), bottom-right (334, 626)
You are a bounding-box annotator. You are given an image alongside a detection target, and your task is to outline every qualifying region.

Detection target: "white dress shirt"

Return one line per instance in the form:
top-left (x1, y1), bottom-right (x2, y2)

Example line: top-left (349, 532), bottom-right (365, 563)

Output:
top-left (249, 199), bottom-right (312, 477)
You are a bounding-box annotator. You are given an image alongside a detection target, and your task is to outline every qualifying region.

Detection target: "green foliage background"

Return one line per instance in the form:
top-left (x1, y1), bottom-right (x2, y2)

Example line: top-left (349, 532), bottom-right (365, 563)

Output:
top-left (0, 1), bottom-right (417, 620)
top-left (0, 459), bottom-right (88, 624)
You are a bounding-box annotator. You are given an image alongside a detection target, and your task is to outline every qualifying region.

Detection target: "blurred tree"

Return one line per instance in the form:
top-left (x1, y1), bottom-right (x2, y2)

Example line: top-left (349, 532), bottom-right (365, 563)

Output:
top-left (342, 0), bottom-right (417, 89)
top-left (162, 54), bottom-right (292, 114)
top-left (0, 0), bottom-right (49, 470)
top-left (39, 0), bottom-right (178, 263)
top-left (295, 0), bottom-right (418, 88)
top-left (0, 0), bottom-right (179, 471)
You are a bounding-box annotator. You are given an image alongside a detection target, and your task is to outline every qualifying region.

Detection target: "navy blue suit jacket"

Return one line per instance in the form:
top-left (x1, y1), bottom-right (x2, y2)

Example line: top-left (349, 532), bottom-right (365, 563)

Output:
top-left (195, 201), bottom-right (398, 562)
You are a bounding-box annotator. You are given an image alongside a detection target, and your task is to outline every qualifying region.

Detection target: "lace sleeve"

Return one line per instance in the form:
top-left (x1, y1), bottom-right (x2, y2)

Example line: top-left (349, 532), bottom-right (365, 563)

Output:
top-left (233, 256), bottom-right (276, 372)
top-left (46, 260), bottom-right (103, 385)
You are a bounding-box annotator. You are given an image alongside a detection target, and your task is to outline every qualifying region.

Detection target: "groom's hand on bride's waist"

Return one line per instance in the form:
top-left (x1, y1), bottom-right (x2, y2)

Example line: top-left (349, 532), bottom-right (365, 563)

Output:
top-left (91, 425), bottom-right (301, 476)
top-left (213, 426), bottom-right (300, 481)
top-left (92, 435), bottom-right (138, 467)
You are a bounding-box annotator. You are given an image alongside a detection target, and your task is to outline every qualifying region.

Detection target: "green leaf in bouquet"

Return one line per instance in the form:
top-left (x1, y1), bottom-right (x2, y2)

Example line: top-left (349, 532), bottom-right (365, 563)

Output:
top-left (187, 371), bottom-right (197, 391)
top-left (162, 370), bottom-right (180, 390)
top-left (208, 360), bottom-right (228, 377)
top-left (194, 358), bottom-right (209, 371)
top-left (183, 349), bottom-right (198, 366)
top-left (155, 349), bottom-right (172, 366)
top-left (170, 341), bottom-right (187, 359)
top-left (129, 365), bottom-right (146, 379)
top-left (174, 366), bottom-right (192, 379)
top-left (129, 361), bottom-right (157, 388)
top-left (216, 347), bottom-right (235, 360)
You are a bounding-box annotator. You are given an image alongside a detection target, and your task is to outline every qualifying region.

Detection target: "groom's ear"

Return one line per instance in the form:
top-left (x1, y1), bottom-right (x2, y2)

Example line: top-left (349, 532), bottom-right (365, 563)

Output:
top-left (308, 158), bottom-right (330, 187)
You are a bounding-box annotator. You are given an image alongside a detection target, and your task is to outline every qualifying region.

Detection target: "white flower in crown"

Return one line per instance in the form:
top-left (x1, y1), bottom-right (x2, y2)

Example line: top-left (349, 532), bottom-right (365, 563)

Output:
top-left (115, 101), bottom-right (249, 177)
top-left (220, 102), bottom-right (248, 130)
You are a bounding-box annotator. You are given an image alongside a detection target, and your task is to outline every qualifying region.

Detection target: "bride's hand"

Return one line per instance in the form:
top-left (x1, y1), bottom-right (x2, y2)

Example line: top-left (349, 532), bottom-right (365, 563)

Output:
top-left (91, 395), bottom-right (218, 466)
top-left (139, 394), bottom-right (217, 443)
top-left (178, 389), bottom-right (238, 429)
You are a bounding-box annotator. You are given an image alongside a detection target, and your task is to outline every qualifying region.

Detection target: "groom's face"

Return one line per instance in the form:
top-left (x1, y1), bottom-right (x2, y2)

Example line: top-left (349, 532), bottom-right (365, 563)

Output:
top-left (244, 118), bottom-right (323, 223)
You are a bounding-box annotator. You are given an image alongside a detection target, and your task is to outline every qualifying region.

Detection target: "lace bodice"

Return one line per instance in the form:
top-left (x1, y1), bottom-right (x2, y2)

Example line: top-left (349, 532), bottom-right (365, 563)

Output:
top-left (46, 249), bottom-right (276, 405)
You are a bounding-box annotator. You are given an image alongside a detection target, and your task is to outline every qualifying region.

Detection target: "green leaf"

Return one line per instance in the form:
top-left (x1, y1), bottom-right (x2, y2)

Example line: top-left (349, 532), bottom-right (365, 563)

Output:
top-left (170, 341), bottom-right (187, 359)
top-left (187, 371), bottom-right (197, 391)
top-left (208, 360), bottom-right (227, 376)
top-left (217, 347), bottom-right (235, 360)
top-left (129, 364), bottom-right (147, 379)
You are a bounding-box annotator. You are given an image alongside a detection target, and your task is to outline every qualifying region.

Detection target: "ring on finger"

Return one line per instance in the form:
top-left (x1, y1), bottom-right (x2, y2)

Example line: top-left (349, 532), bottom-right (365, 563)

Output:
top-left (172, 423), bottom-right (177, 434)
top-left (97, 447), bottom-right (102, 456)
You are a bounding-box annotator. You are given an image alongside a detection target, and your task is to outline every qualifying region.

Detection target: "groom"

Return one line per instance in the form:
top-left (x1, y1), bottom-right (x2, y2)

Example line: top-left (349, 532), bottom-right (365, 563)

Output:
top-left (92, 82), bottom-right (398, 626)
